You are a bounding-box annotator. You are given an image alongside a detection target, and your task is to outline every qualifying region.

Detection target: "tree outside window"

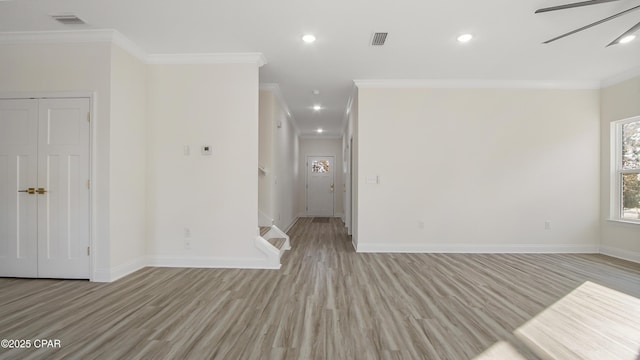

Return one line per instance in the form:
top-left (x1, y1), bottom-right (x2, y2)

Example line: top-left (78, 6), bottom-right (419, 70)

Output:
top-left (621, 120), bottom-right (640, 220)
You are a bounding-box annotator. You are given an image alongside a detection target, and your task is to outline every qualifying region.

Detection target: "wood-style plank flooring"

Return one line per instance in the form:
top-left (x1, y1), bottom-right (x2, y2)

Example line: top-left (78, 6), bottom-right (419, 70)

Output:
top-left (1, 217), bottom-right (640, 359)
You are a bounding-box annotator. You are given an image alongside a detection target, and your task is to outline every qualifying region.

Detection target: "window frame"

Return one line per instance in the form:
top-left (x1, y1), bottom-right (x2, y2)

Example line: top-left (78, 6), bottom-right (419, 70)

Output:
top-left (611, 115), bottom-right (640, 224)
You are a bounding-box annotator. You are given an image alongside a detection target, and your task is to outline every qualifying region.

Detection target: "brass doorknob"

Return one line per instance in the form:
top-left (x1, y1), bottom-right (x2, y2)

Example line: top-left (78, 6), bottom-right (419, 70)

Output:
top-left (18, 188), bottom-right (36, 194)
top-left (330, 184), bottom-right (334, 192)
top-left (37, 188), bottom-right (47, 194)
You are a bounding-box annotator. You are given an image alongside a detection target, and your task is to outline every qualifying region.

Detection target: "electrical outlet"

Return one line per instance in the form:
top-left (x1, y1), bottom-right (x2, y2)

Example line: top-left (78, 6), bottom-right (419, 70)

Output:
top-left (184, 239), bottom-right (191, 250)
top-left (184, 227), bottom-right (191, 237)
top-left (418, 221), bottom-right (425, 229)
top-left (544, 221), bottom-right (551, 230)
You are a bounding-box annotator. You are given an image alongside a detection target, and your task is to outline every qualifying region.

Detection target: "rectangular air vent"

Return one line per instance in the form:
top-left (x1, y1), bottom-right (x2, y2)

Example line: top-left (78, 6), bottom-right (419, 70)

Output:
top-left (51, 14), bottom-right (85, 25)
top-left (371, 32), bottom-right (388, 46)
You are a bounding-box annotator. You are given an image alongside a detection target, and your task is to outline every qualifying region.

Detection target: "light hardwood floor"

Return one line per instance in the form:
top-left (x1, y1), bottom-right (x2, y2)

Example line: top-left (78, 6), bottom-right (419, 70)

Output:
top-left (1, 217), bottom-right (640, 359)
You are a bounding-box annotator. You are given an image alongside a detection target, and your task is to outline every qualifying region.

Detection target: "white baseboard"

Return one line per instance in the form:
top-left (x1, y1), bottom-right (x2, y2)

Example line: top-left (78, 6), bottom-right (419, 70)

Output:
top-left (93, 253), bottom-right (279, 282)
top-left (254, 235), bottom-right (281, 266)
top-left (92, 256), bottom-right (147, 282)
top-left (147, 255), bottom-right (280, 269)
top-left (599, 245), bottom-right (640, 264)
top-left (92, 268), bottom-right (111, 282)
top-left (356, 243), bottom-right (600, 254)
top-left (284, 217), bottom-right (299, 233)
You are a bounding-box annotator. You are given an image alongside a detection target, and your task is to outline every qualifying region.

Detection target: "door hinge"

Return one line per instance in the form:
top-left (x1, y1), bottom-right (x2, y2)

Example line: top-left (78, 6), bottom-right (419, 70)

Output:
top-left (87, 180), bottom-right (90, 189)
top-left (87, 247), bottom-right (90, 256)
top-left (87, 112), bottom-right (91, 122)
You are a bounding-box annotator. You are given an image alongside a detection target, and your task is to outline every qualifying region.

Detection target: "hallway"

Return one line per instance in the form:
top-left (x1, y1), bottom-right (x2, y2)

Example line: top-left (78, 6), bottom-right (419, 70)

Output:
top-left (1, 217), bottom-right (640, 359)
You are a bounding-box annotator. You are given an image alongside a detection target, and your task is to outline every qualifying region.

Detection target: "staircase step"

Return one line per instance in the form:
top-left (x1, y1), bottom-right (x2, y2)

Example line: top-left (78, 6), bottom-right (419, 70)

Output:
top-left (260, 226), bottom-right (270, 237)
top-left (267, 238), bottom-right (286, 250)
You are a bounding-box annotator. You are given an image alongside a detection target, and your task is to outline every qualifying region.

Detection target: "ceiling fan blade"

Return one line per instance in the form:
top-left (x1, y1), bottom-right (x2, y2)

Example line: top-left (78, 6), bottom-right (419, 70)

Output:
top-left (607, 20), bottom-right (640, 46)
top-left (543, 4), bottom-right (640, 43)
top-left (535, 0), bottom-right (623, 14)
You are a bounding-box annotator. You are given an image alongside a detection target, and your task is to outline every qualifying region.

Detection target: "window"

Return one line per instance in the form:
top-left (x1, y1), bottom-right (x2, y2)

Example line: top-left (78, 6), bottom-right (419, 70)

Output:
top-left (312, 160), bottom-right (330, 173)
top-left (612, 116), bottom-right (640, 222)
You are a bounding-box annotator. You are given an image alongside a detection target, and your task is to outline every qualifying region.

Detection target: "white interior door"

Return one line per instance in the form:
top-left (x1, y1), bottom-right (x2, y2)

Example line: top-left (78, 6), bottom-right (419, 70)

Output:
top-left (37, 98), bottom-right (90, 279)
top-left (306, 156), bottom-right (335, 217)
top-left (0, 99), bottom-right (39, 277)
top-left (0, 98), bottom-right (90, 279)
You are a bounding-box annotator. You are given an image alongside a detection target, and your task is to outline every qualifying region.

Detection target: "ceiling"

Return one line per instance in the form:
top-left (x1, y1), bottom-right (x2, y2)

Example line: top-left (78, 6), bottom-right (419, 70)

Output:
top-left (0, 0), bottom-right (639, 136)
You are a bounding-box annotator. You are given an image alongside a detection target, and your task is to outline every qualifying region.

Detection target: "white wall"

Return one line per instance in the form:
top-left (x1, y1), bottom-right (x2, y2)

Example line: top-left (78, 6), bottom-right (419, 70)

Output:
top-left (258, 91), bottom-right (274, 223)
top-left (298, 138), bottom-right (344, 217)
top-left (351, 92), bottom-right (359, 245)
top-left (146, 63), bottom-right (265, 266)
top-left (109, 44), bottom-right (147, 276)
top-left (259, 88), bottom-right (299, 231)
top-left (355, 86), bottom-right (600, 252)
top-left (600, 74), bottom-right (640, 262)
top-left (343, 89), bottom-right (358, 239)
top-left (0, 42), bottom-right (113, 276)
top-left (271, 95), bottom-right (299, 231)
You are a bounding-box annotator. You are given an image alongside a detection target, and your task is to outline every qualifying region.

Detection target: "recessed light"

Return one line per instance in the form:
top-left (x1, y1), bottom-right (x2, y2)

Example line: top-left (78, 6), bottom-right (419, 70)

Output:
top-left (457, 34), bottom-right (473, 43)
top-left (302, 34), bottom-right (316, 43)
top-left (313, 105), bottom-right (322, 111)
top-left (317, 128), bottom-right (324, 133)
top-left (312, 90), bottom-right (320, 95)
top-left (620, 35), bottom-right (636, 44)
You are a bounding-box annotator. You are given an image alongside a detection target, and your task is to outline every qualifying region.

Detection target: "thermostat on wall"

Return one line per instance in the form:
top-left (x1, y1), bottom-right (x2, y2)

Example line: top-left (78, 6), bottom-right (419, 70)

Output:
top-left (201, 145), bottom-right (212, 155)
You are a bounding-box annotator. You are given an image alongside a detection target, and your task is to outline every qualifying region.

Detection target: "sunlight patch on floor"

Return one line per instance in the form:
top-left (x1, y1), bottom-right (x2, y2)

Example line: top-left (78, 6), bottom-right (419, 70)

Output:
top-left (473, 341), bottom-right (528, 360)
top-left (515, 281), bottom-right (640, 360)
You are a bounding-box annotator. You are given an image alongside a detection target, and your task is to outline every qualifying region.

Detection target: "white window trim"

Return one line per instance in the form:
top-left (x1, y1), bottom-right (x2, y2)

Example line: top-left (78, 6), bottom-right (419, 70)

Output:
top-left (610, 115), bottom-right (640, 224)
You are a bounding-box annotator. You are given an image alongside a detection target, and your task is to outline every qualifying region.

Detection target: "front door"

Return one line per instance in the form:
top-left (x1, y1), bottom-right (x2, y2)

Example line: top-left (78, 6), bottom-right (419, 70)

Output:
top-left (306, 156), bottom-right (335, 217)
top-left (0, 98), bottom-right (90, 279)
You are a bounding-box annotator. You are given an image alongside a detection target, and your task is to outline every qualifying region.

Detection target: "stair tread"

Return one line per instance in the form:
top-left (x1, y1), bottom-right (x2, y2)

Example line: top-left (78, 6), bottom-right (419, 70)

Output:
top-left (260, 226), bottom-right (270, 237)
top-left (267, 238), bottom-right (286, 250)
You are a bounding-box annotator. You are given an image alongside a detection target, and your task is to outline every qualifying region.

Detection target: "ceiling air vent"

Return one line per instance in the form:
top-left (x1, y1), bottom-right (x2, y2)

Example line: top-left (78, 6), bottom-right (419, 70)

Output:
top-left (370, 32), bottom-right (388, 46)
top-left (51, 14), bottom-right (86, 25)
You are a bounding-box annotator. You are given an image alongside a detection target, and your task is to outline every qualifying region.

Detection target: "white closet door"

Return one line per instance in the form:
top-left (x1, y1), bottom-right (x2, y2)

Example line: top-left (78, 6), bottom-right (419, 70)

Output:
top-left (0, 99), bottom-right (39, 278)
top-left (37, 98), bottom-right (90, 279)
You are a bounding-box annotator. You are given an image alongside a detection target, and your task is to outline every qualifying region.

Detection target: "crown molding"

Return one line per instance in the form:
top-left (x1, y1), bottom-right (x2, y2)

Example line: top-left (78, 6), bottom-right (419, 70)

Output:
top-left (353, 79), bottom-right (600, 90)
top-left (601, 67), bottom-right (640, 88)
top-left (111, 31), bottom-right (148, 63)
top-left (0, 30), bottom-right (267, 67)
top-left (147, 53), bottom-right (267, 66)
top-left (260, 83), bottom-right (292, 117)
top-left (0, 29), bottom-right (147, 62)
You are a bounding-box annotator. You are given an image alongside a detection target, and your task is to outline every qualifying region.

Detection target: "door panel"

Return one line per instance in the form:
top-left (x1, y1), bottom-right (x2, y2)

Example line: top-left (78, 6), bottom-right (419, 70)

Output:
top-left (0, 100), bottom-right (38, 277)
top-left (306, 156), bottom-right (335, 217)
top-left (37, 99), bottom-right (90, 279)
